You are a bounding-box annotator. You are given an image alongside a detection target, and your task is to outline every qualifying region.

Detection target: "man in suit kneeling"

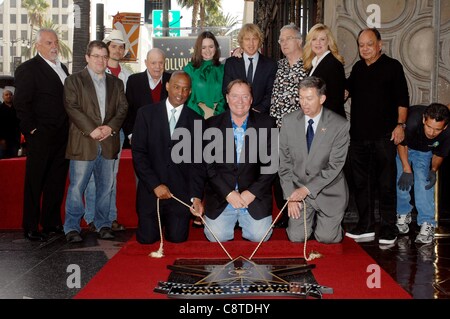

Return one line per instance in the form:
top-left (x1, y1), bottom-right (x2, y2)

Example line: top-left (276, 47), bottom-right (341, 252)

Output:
top-left (203, 79), bottom-right (277, 242)
top-left (279, 76), bottom-right (350, 243)
top-left (132, 71), bottom-right (205, 244)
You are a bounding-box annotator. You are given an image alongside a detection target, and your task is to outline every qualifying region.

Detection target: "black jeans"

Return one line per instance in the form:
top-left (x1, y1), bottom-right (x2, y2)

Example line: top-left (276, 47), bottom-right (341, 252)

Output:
top-left (349, 138), bottom-right (397, 233)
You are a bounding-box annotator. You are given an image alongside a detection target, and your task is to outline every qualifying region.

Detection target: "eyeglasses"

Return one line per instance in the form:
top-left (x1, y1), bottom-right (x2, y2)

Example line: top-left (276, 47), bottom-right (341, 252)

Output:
top-left (278, 36), bottom-right (300, 44)
top-left (229, 94), bottom-right (251, 101)
top-left (90, 54), bottom-right (109, 61)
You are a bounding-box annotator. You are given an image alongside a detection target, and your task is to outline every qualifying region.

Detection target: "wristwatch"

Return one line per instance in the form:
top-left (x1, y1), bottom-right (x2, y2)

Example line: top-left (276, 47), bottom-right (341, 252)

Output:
top-left (397, 123), bottom-right (406, 129)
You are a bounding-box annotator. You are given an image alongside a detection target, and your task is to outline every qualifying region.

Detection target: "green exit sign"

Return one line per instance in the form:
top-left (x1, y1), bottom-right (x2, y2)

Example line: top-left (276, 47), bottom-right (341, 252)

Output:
top-left (152, 10), bottom-right (181, 37)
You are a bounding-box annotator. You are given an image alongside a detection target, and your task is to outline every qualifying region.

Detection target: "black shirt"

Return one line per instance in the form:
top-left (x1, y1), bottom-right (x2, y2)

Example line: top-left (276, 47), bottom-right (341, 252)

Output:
top-left (402, 105), bottom-right (450, 158)
top-left (347, 54), bottom-right (410, 140)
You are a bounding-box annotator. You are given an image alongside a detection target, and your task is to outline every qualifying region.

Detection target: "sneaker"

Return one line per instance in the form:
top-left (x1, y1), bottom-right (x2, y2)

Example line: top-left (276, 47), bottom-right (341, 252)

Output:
top-left (345, 227), bottom-right (375, 240)
top-left (379, 227), bottom-right (397, 245)
top-left (396, 213), bottom-right (412, 234)
top-left (379, 243), bottom-right (396, 250)
top-left (415, 222), bottom-right (435, 244)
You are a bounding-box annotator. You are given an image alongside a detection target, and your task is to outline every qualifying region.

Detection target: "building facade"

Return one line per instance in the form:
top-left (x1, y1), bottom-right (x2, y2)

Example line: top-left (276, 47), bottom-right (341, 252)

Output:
top-left (0, 0), bottom-right (74, 75)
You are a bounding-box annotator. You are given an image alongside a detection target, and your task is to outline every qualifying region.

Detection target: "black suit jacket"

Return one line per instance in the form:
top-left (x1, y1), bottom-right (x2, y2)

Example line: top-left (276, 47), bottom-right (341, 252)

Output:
top-left (14, 54), bottom-right (69, 135)
top-left (309, 53), bottom-right (346, 118)
top-left (204, 110), bottom-right (276, 220)
top-left (223, 55), bottom-right (277, 114)
top-left (132, 100), bottom-right (206, 204)
top-left (123, 71), bottom-right (171, 137)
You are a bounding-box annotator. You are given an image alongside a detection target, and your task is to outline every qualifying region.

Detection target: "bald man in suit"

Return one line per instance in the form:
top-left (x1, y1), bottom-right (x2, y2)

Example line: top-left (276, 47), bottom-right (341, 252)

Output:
top-left (279, 76), bottom-right (350, 243)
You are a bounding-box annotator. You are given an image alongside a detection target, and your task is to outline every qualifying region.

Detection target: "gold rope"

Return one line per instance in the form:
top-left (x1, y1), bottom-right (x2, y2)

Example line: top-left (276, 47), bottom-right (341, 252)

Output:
top-left (149, 198), bottom-right (164, 258)
top-left (248, 200), bottom-right (289, 260)
top-left (150, 194), bottom-right (322, 261)
top-left (248, 199), bottom-right (322, 261)
top-left (157, 194), bottom-right (234, 260)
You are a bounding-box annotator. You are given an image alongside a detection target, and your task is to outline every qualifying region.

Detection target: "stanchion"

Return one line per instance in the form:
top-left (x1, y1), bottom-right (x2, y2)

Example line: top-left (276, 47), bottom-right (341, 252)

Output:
top-left (434, 171), bottom-right (450, 238)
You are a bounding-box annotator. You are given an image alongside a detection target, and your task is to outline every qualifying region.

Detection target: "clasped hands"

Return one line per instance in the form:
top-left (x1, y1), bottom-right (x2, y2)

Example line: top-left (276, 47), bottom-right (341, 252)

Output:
top-left (226, 190), bottom-right (255, 209)
top-left (397, 170), bottom-right (436, 191)
top-left (153, 184), bottom-right (204, 217)
top-left (90, 125), bottom-right (113, 141)
top-left (287, 187), bottom-right (310, 220)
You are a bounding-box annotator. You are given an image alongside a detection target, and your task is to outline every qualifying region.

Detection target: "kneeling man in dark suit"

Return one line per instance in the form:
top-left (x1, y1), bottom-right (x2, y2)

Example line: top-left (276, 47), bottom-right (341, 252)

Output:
top-left (203, 79), bottom-right (277, 242)
top-left (132, 71), bottom-right (206, 244)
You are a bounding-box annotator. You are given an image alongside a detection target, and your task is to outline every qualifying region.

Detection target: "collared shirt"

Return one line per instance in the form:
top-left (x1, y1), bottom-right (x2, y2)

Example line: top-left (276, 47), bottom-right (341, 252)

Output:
top-left (304, 108), bottom-right (323, 136)
top-left (165, 99), bottom-right (183, 125)
top-left (310, 50), bottom-right (331, 76)
top-left (231, 115), bottom-right (249, 164)
top-left (87, 67), bottom-right (107, 122)
top-left (243, 52), bottom-right (259, 79)
top-left (147, 70), bottom-right (162, 90)
top-left (39, 53), bottom-right (67, 84)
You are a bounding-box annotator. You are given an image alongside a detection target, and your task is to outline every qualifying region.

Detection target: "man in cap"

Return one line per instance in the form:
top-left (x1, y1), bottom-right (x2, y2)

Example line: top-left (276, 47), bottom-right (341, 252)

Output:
top-left (83, 29), bottom-right (131, 232)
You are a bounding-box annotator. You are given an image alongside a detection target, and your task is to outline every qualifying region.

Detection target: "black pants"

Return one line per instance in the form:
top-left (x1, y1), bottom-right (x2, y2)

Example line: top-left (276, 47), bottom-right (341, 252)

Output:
top-left (22, 129), bottom-right (69, 231)
top-left (136, 188), bottom-right (191, 244)
top-left (349, 138), bottom-right (397, 233)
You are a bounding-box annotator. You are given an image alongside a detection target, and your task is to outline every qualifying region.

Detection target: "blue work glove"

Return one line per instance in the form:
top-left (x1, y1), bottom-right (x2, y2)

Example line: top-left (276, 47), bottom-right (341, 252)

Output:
top-left (425, 170), bottom-right (437, 190)
top-left (398, 172), bottom-right (413, 191)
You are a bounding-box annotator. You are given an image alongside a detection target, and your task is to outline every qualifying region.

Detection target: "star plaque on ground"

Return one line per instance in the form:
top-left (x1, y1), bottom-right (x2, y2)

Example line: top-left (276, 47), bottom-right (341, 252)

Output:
top-left (154, 256), bottom-right (333, 299)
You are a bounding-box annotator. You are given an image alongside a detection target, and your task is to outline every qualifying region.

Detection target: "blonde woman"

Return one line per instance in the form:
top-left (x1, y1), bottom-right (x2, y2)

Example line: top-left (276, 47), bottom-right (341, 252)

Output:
top-left (303, 23), bottom-right (346, 118)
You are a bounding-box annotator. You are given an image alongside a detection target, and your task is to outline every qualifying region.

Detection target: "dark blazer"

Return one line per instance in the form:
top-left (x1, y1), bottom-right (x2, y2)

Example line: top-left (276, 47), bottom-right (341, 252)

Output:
top-left (14, 54), bottom-right (70, 232)
top-left (223, 54), bottom-right (277, 114)
top-left (132, 100), bottom-right (206, 204)
top-left (64, 68), bottom-right (128, 161)
top-left (123, 71), bottom-right (171, 137)
top-left (15, 54), bottom-right (69, 135)
top-left (309, 53), bottom-right (346, 118)
top-left (204, 110), bottom-right (276, 220)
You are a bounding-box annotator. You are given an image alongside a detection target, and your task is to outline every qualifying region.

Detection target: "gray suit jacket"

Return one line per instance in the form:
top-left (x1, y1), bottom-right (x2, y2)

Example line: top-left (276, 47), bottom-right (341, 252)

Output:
top-left (64, 68), bottom-right (128, 160)
top-left (278, 107), bottom-right (350, 213)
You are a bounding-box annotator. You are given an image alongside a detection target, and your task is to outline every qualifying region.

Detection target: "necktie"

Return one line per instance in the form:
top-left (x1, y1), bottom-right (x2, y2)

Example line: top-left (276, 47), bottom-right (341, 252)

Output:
top-left (306, 119), bottom-right (314, 152)
top-left (169, 108), bottom-right (177, 136)
top-left (247, 57), bottom-right (254, 84)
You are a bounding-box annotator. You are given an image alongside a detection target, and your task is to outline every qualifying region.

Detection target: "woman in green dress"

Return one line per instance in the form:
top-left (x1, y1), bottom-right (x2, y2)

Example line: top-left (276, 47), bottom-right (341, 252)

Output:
top-left (183, 31), bottom-right (225, 119)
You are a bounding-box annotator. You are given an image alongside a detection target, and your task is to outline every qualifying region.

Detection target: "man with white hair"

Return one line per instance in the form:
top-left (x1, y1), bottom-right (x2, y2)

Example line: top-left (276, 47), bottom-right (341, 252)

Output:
top-left (14, 28), bottom-right (70, 241)
top-left (124, 48), bottom-right (171, 145)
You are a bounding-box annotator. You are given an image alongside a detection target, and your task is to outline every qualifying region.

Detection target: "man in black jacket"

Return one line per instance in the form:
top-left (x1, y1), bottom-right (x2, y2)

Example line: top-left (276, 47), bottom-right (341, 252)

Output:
top-left (14, 29), bottom-right (70, 241)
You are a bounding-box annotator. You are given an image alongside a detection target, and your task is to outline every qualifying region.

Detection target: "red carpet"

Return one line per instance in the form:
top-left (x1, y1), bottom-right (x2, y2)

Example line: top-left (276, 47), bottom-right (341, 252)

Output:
top-left (75, 228), bottom-right (411, 299)
top-left (0, 149), bottom-right (137, 230)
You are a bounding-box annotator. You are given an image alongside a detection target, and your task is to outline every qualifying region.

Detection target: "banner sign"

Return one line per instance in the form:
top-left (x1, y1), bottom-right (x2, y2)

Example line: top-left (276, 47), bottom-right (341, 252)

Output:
top-left (153, 36), bottom-right (231, 72)
top-left (112, 12), bottom-right (141, 62)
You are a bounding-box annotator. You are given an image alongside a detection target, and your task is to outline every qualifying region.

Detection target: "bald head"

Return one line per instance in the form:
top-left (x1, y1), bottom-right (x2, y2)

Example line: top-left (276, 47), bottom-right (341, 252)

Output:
top-left (2, 89), bottom-right (13, 106)
top-left (145, 48), bottom-right (166, 81)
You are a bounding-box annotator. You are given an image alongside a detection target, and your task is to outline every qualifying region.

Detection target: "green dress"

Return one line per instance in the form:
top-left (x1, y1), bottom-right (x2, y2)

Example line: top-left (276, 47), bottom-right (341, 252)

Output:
top-left (183, 60), bottom-right (225, 117)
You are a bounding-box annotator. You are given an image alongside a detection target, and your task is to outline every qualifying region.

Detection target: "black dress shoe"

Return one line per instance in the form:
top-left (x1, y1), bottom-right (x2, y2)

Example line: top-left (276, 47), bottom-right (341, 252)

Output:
top-left (66, 231), bottom-right (83, 243)
top-left (42, 225), bottom-right (64, 235)
top-left (24, 231), bottom-right (48, 242)
top-left (98, 227), bottom-right (115, 240)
